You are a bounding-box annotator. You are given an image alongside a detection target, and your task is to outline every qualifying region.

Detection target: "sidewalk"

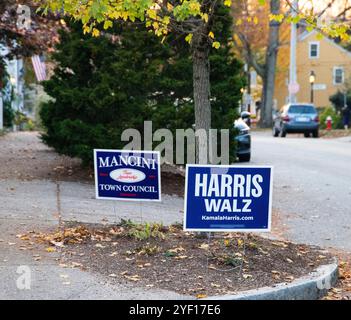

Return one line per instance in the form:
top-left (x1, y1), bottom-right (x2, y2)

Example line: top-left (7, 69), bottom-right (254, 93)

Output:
top-left (0, 131), bottom-right (187, 299)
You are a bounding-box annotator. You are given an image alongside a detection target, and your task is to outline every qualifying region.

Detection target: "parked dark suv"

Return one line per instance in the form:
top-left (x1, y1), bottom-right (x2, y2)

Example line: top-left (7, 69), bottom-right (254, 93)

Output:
top-left (235, 112), bottom-right (251, 162)
top-left (273, 103), bottom-right (320, 138)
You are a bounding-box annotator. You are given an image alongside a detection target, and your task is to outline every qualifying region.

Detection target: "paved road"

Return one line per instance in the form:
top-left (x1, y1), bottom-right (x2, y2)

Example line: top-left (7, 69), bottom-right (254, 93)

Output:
top-left (250, 131), bottom-right (351, 252)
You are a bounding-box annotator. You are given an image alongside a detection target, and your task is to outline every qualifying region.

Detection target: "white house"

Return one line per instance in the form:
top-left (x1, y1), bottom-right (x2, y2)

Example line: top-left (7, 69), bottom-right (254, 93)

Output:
top-left (0, 44), bottom-right (25, 129)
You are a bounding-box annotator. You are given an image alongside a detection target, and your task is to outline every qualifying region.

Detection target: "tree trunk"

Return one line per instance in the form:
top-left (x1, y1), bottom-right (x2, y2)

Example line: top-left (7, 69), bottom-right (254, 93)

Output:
top-left (260, 0), bottom-right (280, 128)
top-left (192, 32), bottom-right (211, 164)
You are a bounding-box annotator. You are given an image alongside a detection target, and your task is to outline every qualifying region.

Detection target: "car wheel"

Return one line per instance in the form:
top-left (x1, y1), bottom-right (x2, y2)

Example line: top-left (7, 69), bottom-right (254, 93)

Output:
top-left (304, 132), bottom-right (310, 138)
top-left (273, 127), bottom-right (279, 137)
top-left (312, 130), bottom-right (319, 138)
top-left (238, 153), bottom-right (251, 162)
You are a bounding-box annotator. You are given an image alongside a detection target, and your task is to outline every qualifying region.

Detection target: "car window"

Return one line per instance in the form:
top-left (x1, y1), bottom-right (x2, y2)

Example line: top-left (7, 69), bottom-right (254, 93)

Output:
top-left (288, 105), bottom-right (316, 114)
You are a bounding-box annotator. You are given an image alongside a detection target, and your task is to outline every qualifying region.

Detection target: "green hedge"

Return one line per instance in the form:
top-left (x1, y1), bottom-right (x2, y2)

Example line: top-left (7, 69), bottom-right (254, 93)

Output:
top-left (319, 107), bottom-right (342, 130)
top-left (40, 9), bottom-right (245, 166)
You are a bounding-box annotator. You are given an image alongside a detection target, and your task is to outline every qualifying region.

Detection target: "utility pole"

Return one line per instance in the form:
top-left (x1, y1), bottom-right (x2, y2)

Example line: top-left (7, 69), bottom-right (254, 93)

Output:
top-left (244, 63), bottom-right (251, 112)
top-left (288, 0), bottom-right (299, 104)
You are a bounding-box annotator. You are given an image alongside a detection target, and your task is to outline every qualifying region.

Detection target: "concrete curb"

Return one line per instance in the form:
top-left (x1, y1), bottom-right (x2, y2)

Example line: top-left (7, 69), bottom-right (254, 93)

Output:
top-left (203, 260), bottom-right (339, 300)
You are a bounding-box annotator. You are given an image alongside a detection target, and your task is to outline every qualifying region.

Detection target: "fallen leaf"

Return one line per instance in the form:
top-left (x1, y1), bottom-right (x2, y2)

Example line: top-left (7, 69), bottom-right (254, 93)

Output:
top-left (199, 243), bottom-right (209, 250)
top-left (273, 242), bottom-right (288, 248)
top-left (109, 229), bottom-right (121, 236)
top-left (242, 274), bottom-right (253, 279)
top-left (168, 246), bottom-right (185, 253)
top-left (109, 274), bottom-right (118, 278)
top-left (16, 234), bottom-right (29, 240)
top-left (175, 255), bottom-right (188, 260)
top-left (50, 241), bottom-right (65, 248)
top-left (124, 274), bottom-right (140, 282)
top-left (259, 248), bottom-right (269, 255)
top-left (71, 262), bottom-right (83, 268)
top-left (109, 252), bottom-right (118, 257)
top-left (46, 247), bottom-right (56, 253)
top-left (196, 294), bottom-right (208, 299)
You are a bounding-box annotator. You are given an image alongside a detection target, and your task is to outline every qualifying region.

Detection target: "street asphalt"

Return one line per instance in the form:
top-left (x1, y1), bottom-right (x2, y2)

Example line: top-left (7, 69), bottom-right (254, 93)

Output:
top-left (251, 131), bottom-right (351, 252)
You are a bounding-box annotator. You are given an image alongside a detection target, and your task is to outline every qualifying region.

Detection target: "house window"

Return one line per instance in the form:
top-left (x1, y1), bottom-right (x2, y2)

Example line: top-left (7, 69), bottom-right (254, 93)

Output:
top-left (333, 67), bottom-right (344, 85)
top-left (309, 42), bottom-right (320, 59)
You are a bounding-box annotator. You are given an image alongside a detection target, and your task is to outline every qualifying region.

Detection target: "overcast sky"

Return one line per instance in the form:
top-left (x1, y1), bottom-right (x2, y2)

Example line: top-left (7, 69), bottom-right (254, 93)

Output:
top-left (297, 0), bottom-right (351, 17)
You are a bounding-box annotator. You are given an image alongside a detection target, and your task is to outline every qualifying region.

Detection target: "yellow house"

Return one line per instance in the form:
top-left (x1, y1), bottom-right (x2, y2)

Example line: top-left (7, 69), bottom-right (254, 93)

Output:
top-left (275, 30), bottom-right (351, 109)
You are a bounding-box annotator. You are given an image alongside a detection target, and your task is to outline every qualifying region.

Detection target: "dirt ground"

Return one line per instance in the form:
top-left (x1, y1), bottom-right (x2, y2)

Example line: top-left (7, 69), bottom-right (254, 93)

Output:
top-left (0, 131), bottom-right (185, 197)
top-left (320, 129), bottom-right (351, 139)
top-left (0, 131), bottom-right (90, 182)
top-left (23, 222), bottom-right (334, 298)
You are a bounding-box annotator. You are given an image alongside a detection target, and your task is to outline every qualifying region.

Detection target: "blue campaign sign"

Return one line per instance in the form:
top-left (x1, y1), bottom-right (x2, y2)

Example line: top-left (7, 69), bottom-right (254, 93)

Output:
top-left (184, 165), bottom-right (273, 232)
top-left (94, 149), bottom-right (161, 202)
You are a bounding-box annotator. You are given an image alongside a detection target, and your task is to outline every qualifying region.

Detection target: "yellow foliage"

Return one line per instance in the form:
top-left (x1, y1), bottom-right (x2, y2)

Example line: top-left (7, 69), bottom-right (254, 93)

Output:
top-left (224, 0), bottom-right (232, 7)
top-left (212, 41), bottom-right (220, 49)
top-left (92, 28), bottom-right (100, 37)
top-left (185, 33), bottom-right (193, 44)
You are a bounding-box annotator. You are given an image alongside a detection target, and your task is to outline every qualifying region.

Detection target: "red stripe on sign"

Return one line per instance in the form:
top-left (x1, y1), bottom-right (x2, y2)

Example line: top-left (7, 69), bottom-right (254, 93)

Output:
top-left (120, 193), bottom-right (137, 197)
top-left (149, 175), bottom-right (156, 179)
top-left (99, 173), bottom-right (108, 177)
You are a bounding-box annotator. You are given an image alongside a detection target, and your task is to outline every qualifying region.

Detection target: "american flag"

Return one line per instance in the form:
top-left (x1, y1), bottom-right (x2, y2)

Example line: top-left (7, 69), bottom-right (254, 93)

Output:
top-left (31, 55), bottom-right (47, 82)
